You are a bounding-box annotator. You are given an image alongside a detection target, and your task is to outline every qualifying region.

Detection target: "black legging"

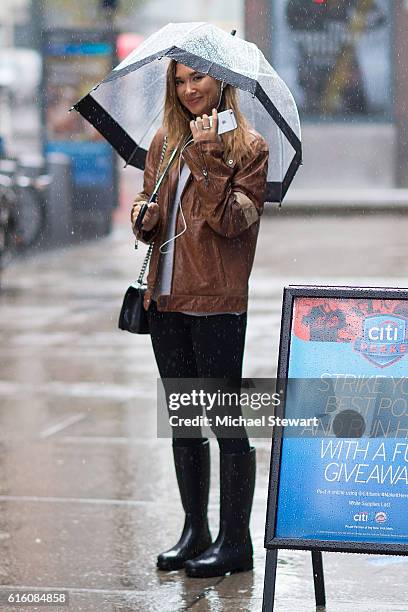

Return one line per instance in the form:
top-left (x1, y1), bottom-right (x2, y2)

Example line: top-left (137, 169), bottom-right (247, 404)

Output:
top-left (149, 301), bottom-right (250, 454)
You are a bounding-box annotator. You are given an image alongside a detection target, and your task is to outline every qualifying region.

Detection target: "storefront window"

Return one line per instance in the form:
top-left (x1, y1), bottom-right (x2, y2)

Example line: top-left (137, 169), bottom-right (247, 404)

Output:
top-left (272, 0), bottom-right (393, 120)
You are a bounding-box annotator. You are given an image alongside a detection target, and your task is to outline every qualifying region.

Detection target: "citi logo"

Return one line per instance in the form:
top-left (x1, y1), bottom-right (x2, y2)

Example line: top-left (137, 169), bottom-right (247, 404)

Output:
top-left (354, 314), bottom-right (408, 368)
top-left (353, 511), bottom-right (369, 523)
top-left (368, 321), bottom-right (401, 342)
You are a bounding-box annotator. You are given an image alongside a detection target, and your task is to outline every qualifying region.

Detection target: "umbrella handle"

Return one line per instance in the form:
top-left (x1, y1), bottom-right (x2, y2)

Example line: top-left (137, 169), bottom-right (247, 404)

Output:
top-left (134, 194), bottom-right (158, 232)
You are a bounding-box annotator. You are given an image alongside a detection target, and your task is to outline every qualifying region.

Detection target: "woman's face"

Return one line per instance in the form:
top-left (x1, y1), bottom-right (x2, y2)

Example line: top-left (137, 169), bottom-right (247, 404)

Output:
top-left (175, 63), bottom-right (220, 117)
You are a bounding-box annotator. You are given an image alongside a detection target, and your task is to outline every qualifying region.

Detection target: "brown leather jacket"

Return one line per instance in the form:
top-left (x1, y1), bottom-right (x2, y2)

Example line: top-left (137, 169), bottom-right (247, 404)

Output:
top-left (133, 127), bottom-right (269, 313)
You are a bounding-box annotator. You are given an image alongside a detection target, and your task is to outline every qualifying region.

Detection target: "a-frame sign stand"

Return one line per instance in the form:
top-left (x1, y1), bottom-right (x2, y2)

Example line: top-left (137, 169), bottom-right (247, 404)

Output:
top-left (262, 550), bottom-right (326, 611)
top-left (262, 285), bottom-right (408, 611)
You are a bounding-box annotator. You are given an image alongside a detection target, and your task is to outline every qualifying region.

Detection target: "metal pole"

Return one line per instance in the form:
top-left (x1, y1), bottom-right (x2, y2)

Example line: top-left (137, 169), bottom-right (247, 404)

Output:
top-left (312, 550), bottom-right (326, 608)
top-left (30, 0), bottom-right (44, 51)
top-left (262, 549), bottom-right (278, 612)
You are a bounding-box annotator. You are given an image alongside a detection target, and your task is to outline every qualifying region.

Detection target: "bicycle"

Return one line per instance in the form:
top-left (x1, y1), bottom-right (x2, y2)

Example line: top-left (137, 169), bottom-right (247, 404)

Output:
top-left (0, 159), bottom-right (49, 252)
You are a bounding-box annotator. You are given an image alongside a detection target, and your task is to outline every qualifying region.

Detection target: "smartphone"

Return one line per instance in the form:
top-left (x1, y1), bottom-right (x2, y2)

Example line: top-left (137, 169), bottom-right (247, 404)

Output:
top-left (209, 109), bottom-right (237, 135)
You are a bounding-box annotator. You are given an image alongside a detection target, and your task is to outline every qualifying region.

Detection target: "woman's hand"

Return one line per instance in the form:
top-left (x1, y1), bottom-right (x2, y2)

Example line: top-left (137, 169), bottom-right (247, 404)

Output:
top-left (190, 108), bottom-right (219, 144)
top-left (131, 201), bottom-right (160, 233)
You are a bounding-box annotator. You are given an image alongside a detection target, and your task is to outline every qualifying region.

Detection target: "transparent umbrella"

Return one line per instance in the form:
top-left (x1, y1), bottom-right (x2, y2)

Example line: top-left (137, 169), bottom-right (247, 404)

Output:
top-left (73, 22), bottom-right (302, 203)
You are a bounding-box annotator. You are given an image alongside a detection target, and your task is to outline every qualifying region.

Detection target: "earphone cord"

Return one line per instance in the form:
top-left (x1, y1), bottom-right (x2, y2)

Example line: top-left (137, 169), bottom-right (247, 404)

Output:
top-left (159, 136), bottom-right (195, 254)
top-left (158, 79), bottom-right (225, 254)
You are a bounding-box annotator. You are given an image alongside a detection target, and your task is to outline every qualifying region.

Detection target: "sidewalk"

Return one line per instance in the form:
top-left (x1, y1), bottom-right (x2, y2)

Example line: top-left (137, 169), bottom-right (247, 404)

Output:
top-left (0, 214), bottom-right (408, 610)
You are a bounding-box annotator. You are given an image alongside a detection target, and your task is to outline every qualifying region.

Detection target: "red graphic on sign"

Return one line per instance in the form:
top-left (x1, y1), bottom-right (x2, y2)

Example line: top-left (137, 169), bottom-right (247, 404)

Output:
top-left (293, 298), bottom-right (408, 344)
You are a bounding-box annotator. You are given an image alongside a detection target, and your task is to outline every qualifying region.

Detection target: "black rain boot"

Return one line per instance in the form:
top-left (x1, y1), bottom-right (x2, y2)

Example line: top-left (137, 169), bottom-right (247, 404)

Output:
top-left (185, 447), bottom-right (256, 578)
top-left (157, 441), bottom-right (212, 571)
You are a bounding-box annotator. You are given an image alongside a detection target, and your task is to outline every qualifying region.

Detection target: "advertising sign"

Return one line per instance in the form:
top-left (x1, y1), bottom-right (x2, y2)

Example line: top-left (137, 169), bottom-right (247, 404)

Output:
top-left (43, 29), bottom-right (117, 209)
top-left (265, 286), bottom-right (408, 555)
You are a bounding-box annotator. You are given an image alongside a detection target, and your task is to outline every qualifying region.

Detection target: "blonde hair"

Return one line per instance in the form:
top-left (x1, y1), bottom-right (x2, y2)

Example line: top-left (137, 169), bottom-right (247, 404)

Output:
top-left (162, 59), bottom-right (253, 169)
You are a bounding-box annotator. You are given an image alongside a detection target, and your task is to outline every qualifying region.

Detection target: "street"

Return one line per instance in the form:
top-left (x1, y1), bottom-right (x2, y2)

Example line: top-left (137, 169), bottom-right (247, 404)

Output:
top-left (1, 212), bottom-right (408, 611)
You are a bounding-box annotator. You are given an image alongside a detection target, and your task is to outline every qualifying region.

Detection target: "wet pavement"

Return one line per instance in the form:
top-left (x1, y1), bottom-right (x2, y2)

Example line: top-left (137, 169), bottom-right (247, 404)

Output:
top-left (1, 213), bottom-right (408, 611)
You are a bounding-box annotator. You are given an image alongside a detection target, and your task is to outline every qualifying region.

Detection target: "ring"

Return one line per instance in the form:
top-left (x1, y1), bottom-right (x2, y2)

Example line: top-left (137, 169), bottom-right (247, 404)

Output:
top-left (202, 126), bottom-right (211, 130)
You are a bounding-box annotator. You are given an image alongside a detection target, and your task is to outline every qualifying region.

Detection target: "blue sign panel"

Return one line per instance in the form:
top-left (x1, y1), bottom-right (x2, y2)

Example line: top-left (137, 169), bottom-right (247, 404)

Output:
top-left (274, 291), bottom-right (408, 547)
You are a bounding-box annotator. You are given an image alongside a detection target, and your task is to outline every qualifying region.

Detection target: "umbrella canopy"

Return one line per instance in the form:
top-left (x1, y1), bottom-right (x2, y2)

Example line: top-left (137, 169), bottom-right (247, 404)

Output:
top-left (73, 22), bottom-right (302, 203)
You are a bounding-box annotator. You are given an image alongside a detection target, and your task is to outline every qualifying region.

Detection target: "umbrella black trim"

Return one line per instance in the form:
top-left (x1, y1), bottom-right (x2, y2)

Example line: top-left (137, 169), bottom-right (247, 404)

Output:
top-left (166, 48), bottom-right (257, 94)
top-left (281, 149), bottom-right (302, 202)
top-left (254, 83), bottom-right (301, 155)
top-left (102, 48), bottom-right (173, 85)
top-left (265, 182), bottom-right (282, 203)
top-left (73, 94), bottom-right (147, 168)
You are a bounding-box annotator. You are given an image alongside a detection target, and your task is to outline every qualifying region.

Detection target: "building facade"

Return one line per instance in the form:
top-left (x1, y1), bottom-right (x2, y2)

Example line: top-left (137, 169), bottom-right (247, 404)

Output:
top-left (246, 0), bottom-right (408, 193)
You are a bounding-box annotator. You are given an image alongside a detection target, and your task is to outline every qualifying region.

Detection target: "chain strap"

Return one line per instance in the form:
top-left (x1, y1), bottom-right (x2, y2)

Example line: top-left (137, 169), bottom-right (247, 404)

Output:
top-left (136, 136), bottom-right (168, 286)
top-left (156, 135), bottom-right (168, 184)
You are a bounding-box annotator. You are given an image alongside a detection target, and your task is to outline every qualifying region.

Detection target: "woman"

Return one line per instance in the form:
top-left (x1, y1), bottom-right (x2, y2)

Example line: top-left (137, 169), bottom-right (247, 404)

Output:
top-left (131, 60), bottom-right (268, 578)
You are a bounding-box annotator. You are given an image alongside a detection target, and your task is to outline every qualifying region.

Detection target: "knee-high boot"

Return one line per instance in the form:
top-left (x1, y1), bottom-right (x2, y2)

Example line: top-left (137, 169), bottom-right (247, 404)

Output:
top-left (185, 447), bottom-right (256, 578)
top-left (157, 440), bottom-right (212, 571)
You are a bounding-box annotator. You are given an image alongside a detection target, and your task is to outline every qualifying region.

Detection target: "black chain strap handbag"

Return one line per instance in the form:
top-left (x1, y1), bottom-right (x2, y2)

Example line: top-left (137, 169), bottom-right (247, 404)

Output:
top-left (118, 244), bottom-right (153, 334)
top-left (118, 137), bottom-right (177, 334)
